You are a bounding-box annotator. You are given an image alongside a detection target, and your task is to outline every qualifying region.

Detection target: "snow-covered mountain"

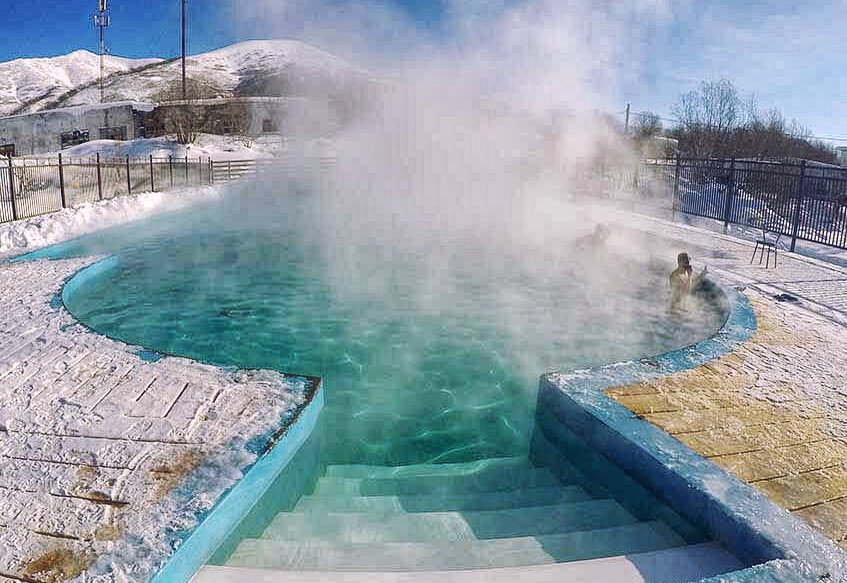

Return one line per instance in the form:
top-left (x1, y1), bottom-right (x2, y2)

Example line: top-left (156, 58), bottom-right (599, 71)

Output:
top-left (1, 40), bottom-right (367, 117)
top-left (0, 50), bottom-right (161, 116)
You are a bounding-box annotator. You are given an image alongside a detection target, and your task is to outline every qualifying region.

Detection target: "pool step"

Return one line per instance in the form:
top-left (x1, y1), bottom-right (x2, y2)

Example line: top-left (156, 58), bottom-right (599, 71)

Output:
top-left (324, 457), bottom-right (533, 479)
top-left (207, 457), bottom-right (744, 582)
top-left (261, 500), bottom-right (638, 542)
top-left (311, 467), bottom-right (562, 497)
top-left (227, 520), bottom-right (685, 570)
top-left (294, 484), bottom-right (593, 513)
top-left (201, 542), bottom-right (744, 582)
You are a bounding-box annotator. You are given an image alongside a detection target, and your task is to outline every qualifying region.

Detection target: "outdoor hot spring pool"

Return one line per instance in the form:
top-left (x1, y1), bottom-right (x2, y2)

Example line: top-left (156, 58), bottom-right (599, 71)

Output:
top-left (26, 191), bottom-right (726, 466)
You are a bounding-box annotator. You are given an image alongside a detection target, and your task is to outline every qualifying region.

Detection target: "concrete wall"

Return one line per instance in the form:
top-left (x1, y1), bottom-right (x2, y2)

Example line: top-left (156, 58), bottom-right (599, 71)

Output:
top-left (146, 97), bottom-right (296, 138)
top-left (0, 102), bottom-right (145, 156)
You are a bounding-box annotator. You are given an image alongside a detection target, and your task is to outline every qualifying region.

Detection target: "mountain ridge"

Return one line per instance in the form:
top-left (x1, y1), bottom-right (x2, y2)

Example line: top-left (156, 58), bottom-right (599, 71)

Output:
top-left (0, 40), bottom-right (365, 118)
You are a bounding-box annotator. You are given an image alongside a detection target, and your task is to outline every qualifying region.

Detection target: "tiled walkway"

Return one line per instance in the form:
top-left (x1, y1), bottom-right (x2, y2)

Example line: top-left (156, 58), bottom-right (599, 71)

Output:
top-left (610, 213), bottom-right (847, 548)
top-left (0, 256), bottom-right (308, 582)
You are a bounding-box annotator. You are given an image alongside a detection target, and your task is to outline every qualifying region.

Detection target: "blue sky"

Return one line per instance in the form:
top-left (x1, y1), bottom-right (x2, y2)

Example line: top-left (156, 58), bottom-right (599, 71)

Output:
top-left (1, 0), bottom-right (844, 143)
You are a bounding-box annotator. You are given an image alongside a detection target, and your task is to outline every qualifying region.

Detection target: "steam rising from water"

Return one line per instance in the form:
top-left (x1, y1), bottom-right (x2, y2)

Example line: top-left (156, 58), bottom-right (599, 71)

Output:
top-left (64, 1), bottom-right (716, 464)
top-left (227, 0), bottom-right (687, 359)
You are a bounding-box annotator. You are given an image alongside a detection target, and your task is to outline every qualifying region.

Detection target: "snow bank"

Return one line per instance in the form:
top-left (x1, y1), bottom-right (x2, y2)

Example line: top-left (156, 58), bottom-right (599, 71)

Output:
top-left (35, 134), bottom-right (288, 162)
top-left (0, 185), bottom-right (222, 259)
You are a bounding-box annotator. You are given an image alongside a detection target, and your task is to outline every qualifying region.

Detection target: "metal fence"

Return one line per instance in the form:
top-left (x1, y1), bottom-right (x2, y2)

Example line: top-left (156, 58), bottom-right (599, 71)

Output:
top-left (637, 158), bottom-right (847, 251)
top-left (0, 154), bottom-right (213, 223)
top-left (210, 156), bottom-right (338, 184)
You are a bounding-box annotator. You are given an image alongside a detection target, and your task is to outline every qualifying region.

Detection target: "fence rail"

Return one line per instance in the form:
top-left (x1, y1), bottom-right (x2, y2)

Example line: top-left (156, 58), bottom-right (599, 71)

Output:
top-left (209, 156), bottom-right (336, 183)
top-left (0, 154), bottom-right (213, 223)
top-left (638, 157), bottom-right (847, 251)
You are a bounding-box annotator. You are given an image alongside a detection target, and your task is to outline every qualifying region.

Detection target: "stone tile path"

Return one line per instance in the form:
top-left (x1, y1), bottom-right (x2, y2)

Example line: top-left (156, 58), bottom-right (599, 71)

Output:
top-left (609, 213), bottom-right (847, 549)
top-left (0, 257), bottom-right (308, 582)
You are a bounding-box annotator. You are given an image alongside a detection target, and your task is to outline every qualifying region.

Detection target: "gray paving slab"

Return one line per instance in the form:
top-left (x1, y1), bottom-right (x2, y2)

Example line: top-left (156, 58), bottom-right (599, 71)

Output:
top-left (0, 256), bottom-right (308, 582)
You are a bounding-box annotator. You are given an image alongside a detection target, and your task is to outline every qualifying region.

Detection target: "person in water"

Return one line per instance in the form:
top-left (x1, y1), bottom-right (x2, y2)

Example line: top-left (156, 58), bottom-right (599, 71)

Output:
top-left (574, 224), bottom-right (611, 251)
top-left (669, 252), bottom-right (707, 312)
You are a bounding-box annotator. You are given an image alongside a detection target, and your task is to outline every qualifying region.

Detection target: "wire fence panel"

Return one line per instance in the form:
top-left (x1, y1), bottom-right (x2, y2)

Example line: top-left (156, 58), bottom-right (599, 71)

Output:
top-left (13, 160), bottom-right (63, 219)
top-left (128, 160), bottom-right (151, 194)
top-left (0, 154), bottom-right (213, 225)
top-left (152, 160), bottom-right (171, 191)
top-left (173, 159), bottom-right (189, 188)
top-left (64, 159), bottom-right (101, 206)
top-left (642, 157), bottom-right (847, 251)
top-left (0, 160), bottom-right (13, 222)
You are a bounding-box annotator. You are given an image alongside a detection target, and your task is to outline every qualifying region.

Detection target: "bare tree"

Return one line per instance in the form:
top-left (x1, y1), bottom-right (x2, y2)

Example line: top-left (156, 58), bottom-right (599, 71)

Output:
top-left (152, 78), bottom-right (225, 145)
top-left (671, 79), bottom-right (741, 158)
top-left (633, 112), bottom-right (662, 141)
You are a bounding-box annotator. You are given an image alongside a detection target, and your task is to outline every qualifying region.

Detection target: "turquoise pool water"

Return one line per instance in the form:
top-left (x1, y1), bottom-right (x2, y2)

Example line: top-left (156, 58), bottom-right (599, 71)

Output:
top-left (37, 190), bottom-right (725, 466)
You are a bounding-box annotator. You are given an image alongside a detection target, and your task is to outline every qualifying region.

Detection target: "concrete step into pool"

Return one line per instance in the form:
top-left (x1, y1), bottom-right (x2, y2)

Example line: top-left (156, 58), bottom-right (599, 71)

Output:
top-left (192, 457), bottom-right (744, 582)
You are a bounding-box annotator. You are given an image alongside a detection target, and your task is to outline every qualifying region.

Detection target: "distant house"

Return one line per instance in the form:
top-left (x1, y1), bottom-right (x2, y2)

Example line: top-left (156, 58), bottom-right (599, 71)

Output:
top-left (0, 97), bottom-right (327, 156)
top-left (0, 102), bottom-right (152, 156)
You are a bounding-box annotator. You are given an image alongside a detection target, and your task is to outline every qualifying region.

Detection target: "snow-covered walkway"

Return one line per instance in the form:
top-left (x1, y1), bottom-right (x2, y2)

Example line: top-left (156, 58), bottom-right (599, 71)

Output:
top-left (0, 255), bottom-right (310, 582)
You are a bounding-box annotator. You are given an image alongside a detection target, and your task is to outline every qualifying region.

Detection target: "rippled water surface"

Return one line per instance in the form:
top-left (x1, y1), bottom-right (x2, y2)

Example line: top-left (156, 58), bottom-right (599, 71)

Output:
top-left (49, 190), bottom-right (725, 465)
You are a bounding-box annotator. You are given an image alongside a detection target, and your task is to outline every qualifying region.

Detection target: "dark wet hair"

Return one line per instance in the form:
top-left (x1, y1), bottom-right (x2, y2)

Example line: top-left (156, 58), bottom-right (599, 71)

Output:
top-left (677, 252), bottom-right (690, 266)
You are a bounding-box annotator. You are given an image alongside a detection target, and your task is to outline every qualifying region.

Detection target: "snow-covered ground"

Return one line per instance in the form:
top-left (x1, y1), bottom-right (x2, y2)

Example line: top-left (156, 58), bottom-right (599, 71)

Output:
top-left (21, 133), bottom-right (339, 163)
top-left (30, 133), bottom-right (290, 162)
top-left (0, 254), bottom-right (310, 583)
top-left (0, 185), bottom-right (221, 260)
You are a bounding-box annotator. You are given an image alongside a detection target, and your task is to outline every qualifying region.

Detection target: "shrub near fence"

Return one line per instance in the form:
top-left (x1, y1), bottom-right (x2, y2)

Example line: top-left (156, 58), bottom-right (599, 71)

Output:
top-left (0, 153), bottom-right (213, 224)
top-left (639, 157), bottom-right (847, 251)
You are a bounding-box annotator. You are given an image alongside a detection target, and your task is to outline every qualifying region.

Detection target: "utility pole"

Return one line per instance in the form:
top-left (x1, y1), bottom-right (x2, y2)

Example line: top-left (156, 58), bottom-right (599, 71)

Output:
top-left (93, 0), bottom-right (111, 103)
top-left (624, 103), bottom-right (631, 133)
top-left (181, 0), bottom-right (187, 100)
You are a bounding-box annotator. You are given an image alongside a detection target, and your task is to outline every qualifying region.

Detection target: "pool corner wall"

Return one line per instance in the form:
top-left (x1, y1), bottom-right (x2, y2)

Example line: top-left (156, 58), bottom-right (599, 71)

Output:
top-left (531, 284), bottom-right (847, 581)
top-left (149, 377), bottom-right (325, 583)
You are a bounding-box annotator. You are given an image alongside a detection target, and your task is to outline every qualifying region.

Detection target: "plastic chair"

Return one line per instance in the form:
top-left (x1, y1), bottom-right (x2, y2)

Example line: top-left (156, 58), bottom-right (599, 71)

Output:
top-left (750, 223), bottom-right (781, 268)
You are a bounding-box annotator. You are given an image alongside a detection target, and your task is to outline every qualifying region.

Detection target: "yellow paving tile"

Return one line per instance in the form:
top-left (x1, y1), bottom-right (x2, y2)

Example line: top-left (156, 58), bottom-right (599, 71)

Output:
top-left (644, 405), bottom-right (812, 435)
top-left (614, 391), bottom-right (756, 416)
top-left (677, 418), bottom-right (829, 458)
top-left (756, 465), bottom-right (847, 511)
top-left (794, 498), bottom-right (847, 543)
top-left (712, 440), bottom-right (847, 483)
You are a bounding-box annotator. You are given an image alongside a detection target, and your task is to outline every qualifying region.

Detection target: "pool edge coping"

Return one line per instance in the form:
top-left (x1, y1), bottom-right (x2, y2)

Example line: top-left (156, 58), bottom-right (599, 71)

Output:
top-left (147, 378), bottom-right (325, 583)
top-left (537, 282), bottom-right (847, 581)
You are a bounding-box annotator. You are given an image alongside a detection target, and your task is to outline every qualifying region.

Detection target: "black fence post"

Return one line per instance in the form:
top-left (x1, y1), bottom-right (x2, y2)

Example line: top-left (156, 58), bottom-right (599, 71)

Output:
top-left (722, 158), bottom-right (736, 234)
top-left (169, 156), bottom-right (174, 188)
top-left (58, 153), bottom-right (67, 208)
top-left (672, 154), bottom-right (681, 222)
top-left (184, 155), bottom-right (189, 184)
top-left (7, 153), bottom-right (18, 221)
top-left (790, 160), bottom-right (807, 252)
top-left (96, 153), bottom-right (103, 200)
top-left (209, 158), bottom-right (214, 185)
top-left (149, 155), bottom-right (155, 192)
top-left (126, 155), bottom-right (132, 195)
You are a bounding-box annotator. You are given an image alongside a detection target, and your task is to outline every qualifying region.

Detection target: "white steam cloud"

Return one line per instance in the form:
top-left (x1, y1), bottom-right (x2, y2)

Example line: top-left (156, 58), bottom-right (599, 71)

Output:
top-left (227, 0), bottom-right (695, 365)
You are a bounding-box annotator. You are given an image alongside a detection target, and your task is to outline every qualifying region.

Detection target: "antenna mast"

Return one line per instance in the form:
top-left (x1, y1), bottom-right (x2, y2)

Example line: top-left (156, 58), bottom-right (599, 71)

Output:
top-left (93, 0), bottom-right (111, 103)
top-left (181, 0), bottom-right (187, 100)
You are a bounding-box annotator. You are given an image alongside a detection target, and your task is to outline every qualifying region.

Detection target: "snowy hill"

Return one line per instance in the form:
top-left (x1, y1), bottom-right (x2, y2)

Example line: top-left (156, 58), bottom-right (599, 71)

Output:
top-left (0, 50), bottom-right (161, 116)
top-left (2, 40), bottom-right (367, 116)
